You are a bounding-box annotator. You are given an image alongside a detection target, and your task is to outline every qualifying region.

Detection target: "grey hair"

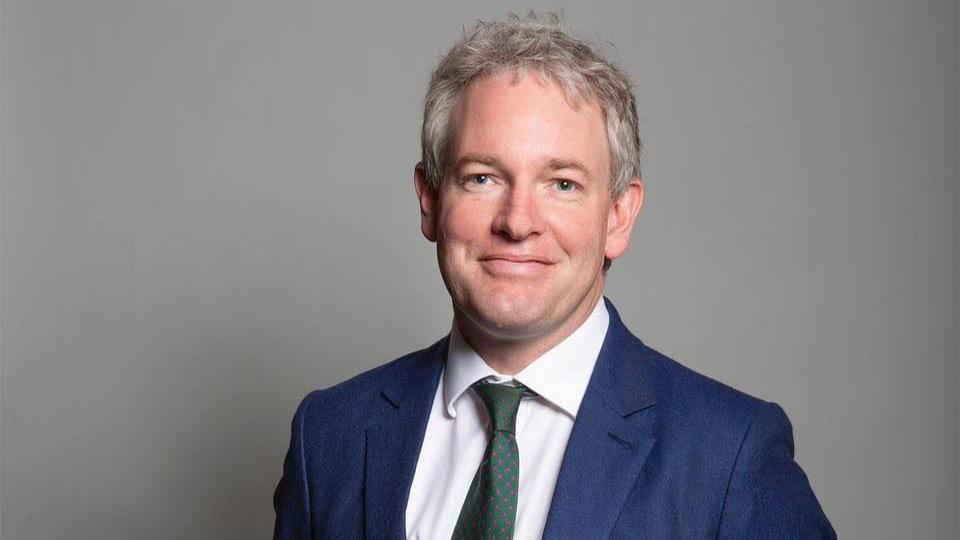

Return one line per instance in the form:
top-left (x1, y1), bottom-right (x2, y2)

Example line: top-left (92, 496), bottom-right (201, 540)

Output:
top-left (420, 13), bottom-right (642, 198)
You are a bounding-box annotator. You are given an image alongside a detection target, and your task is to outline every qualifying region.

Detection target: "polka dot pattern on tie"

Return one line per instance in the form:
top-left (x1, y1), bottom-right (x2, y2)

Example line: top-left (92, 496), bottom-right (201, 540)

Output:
top-left (452, 381), bottom-right (527, 540)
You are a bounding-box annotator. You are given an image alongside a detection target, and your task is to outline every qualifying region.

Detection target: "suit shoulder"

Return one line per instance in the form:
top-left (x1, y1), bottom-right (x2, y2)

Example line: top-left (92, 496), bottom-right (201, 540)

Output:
top-left (642, 343), bottom-right (771, 430)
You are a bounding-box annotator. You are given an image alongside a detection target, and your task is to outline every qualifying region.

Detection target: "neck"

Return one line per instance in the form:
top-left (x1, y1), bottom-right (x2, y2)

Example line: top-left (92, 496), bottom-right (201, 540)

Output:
top-left (454, 289), bottom-right (604, 375)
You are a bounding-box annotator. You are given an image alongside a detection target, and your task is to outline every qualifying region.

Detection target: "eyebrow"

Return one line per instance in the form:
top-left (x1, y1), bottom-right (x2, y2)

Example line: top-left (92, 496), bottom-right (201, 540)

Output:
top-left (544, 158), bottom-right (591, 176)
top-left (452, 153), bottom-right (592, 177)
top-left (452, 153), bottom-right (502, 171)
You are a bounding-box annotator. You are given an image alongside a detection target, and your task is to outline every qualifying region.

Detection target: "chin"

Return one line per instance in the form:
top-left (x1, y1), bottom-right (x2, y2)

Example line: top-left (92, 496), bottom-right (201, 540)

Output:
top-left (462, 292), bottom-right (555, 339)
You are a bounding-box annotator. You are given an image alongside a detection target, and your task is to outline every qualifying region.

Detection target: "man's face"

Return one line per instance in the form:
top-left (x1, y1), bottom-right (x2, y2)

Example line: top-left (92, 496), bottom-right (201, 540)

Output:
top-left (416, 71), bottom-right (643, 347)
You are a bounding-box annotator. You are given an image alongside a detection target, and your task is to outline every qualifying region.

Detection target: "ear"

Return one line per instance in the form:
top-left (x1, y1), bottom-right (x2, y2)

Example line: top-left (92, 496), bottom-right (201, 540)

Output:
top-left (414, 162), bottom-right (439, 242)
top-left (604, 177), bottom-right (644, 261)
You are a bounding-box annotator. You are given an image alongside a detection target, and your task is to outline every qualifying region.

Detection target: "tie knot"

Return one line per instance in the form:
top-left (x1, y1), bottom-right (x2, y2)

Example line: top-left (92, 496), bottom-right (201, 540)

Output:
top-left (472, 381), bottom-right (527, 434)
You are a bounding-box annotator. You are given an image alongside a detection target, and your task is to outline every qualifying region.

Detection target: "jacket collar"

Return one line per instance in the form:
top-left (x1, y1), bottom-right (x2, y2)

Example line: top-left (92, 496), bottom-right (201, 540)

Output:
top-left (364, 338), bottom-right (446, 540)
top-left (542, 297), bottom-right (659, 538)
top-left (589, 297), bottom-right (657, 415)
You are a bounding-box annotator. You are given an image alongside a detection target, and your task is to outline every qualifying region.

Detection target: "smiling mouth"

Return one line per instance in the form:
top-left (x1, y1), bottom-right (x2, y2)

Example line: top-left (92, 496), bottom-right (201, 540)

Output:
top-left (478, 256), bottom-right (553, 275)
top-left (479, 255), bottom-right (553, 264)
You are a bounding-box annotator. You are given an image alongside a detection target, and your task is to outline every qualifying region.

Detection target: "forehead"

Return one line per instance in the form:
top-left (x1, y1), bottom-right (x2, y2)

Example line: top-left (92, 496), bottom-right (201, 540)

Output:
top-left (448, 71), bottom-right (610, 176)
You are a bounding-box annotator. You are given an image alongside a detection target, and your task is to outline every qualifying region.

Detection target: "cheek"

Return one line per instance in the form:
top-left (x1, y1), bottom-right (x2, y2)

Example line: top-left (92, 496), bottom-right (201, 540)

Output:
top-left (546, 206), bottom-right (609, 258)
top-left (437, 200), bottom-right (490, 248)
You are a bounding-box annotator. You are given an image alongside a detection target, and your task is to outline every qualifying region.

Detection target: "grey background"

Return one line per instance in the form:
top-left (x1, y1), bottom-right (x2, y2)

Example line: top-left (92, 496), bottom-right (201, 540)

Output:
top-left (1, 1), bottom-right (957, 539)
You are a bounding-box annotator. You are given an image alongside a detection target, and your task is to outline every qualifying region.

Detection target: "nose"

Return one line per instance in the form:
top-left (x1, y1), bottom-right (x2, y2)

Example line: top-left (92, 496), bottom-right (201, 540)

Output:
top-left (492, 182), bottom-right (544, 240)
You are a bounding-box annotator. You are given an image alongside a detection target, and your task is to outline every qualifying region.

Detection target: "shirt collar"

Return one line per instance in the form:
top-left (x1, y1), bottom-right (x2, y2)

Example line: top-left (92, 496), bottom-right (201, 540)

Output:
top-left (443, 298), bottom-right (609, 419)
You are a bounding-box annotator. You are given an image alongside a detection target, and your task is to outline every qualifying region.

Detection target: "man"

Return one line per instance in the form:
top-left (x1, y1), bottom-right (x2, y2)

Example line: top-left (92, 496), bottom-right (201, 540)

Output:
top-left (274, 15), bottom-right (835, 539)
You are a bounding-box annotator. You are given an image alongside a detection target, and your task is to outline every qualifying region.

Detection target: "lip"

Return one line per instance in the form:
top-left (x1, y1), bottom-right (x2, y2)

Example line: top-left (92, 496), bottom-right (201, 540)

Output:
top-left (479, 254), bottom-right (554, 264)
top-left (478, 255), bottom-right (553, 275)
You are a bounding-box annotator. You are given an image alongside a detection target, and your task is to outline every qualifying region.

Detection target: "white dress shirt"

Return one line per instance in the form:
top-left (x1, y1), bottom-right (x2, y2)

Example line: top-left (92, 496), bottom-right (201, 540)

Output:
top-left (405, 299), bottom-right (610, 539)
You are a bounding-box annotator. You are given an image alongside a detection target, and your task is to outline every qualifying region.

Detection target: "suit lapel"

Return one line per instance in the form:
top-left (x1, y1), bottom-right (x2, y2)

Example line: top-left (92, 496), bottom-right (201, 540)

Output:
top-left (542, 300), bottom-right (658, 539)
top-left (363, 339), bottom-right (446, 540)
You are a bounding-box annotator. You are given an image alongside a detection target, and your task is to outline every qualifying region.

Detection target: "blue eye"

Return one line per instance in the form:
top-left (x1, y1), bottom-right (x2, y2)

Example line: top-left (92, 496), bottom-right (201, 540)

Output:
top-left (555, 179), bottom-right (576, 192)
top-left (469, 174), bottom-right (492, 185)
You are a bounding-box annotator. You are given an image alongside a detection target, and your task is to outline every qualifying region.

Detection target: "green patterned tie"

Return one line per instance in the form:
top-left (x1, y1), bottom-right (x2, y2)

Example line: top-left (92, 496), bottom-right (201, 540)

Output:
top-left (452, 381), bottom-right (527, 540)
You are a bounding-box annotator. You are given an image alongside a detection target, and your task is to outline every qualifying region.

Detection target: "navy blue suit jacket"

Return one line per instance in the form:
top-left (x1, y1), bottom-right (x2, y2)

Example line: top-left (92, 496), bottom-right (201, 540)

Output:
top-left (274, 300), bottom-right (836, 539)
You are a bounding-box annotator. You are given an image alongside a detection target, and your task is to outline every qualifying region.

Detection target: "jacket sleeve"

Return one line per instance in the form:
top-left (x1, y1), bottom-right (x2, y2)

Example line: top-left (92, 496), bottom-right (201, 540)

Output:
top-left (716, 402), bottom-right (836, 539)
top-left (273, 393), bottom-right (316, 540)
